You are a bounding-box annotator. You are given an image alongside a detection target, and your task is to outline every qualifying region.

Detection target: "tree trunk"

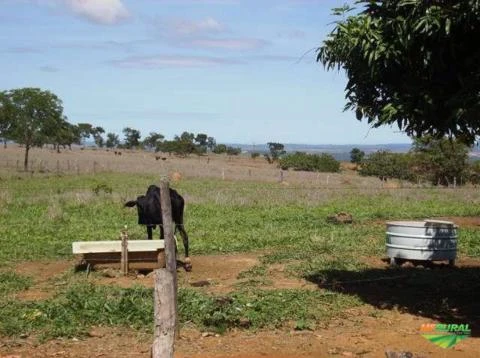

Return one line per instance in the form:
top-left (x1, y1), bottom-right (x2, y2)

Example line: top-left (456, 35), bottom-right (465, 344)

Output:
top-left (24, 145), bottom-right (30, 171)
top-left (3, 139), bottom-right (6, 149)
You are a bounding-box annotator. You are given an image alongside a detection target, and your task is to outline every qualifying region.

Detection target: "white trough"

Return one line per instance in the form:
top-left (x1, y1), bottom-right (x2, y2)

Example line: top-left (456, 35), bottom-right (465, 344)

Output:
top-left (72, 240), bottom-right (166, 270)
top-left (72, 240), bottom-right (165, 254)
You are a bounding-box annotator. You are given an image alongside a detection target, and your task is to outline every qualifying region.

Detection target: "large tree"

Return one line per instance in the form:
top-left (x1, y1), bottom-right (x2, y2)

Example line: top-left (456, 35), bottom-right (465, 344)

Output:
top-left (410, 136), bottom-right (470, 186)
top-left (106, 132), bottom-right (120, 149)
top-left (318, 1), bottom-right (480, 144)
top-left (0, 92), bottom-right (14, 148)
top-left (77, 123), bottom-right (93, 147)
top-left (3, 88), bottom-right (65, 170)
top-left (92, 126), bottom-right (105, 148)
top-left (52, 121), bottom-right (80, 152)
top-left (122, 127), bottom-right (141, 149)
top-left (267, 142), bottom-right (286, 161)
top-left (143, 132), bottom-right (164, 150)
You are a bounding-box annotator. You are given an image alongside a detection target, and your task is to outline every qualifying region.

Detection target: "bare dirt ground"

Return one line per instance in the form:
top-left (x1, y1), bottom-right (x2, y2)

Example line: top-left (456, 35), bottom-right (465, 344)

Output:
top-left (3, 248), bottom-right (480, 358)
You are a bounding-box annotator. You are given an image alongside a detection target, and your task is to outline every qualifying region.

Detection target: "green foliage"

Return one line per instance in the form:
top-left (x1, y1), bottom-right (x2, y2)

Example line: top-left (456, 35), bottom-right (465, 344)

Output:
top-left (106, 132), bottom-right (120, 148)
top-left (212, 143), bottom-right (240, 155)
top-left (250, 152), bottom-right (260, 159)
top-left (318, 1), bottom-right (480, 144)
top-left (410, 137), bottom-right (470, 186)
top-left (122, 127), bottom-right (141, 149)
top-left (359, 138), bottom-right (471, 185)
top-left (359, 150), bottom-right (413, 180)
top-left (92, 183), bottom-right (113, 195)
top-left (2, 173), bottom-right (480, 340)
top-left (157, 132), bottom-right (215, 156)
top-left (350, 148), bottom-right (365, 164)
top-left (2, 88), bottom-right (66, 170)
top-left (51, 121), bottom-right (80, 152)
top-left (0, 281), bottom-right (359, 338)
top-left (92, 126), bottom-right (105, 148)
top-left (469, 160), bottom-right (480, 185)
top-left (279, 152), bottom-right (340, 172)
top-left (267, 142), bottom-right (286, 161)
top-left (143, 132), bottom-right (164, 150)
top-left (0, 92), bottom-right (14, 144)
top-left (0, 272), bottom-right (32, 295)
top-left (212, 144), bottom-right (227, 154)
top-left (178, 288), bottom-right (359, 333)
top-left (77, 123), bottom-right (93, 146)
top-left (226, 146), bottom-right (241, 156)
top-left (0, 283), bottom-right (153, 338)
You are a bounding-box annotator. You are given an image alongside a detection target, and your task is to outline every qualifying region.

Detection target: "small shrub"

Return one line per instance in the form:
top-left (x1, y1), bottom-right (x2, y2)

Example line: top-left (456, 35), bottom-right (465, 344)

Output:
top-left (0, 272), bottom-right (32, 295)
top-left (92, 183), bottom-right (112, 195)
top-left (359, 151), bottom-right (412, 180)
top-left (279, 152), bottom-right (340, 172)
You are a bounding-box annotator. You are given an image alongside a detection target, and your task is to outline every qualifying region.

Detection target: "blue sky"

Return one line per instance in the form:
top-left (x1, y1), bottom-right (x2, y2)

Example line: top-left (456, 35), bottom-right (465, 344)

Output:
top-left (2, 0), bottom-right (411, 145)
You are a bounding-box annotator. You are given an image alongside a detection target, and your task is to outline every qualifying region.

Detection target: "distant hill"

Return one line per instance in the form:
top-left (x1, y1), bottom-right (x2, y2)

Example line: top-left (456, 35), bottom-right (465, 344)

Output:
top-left (227, 143), bottom-right (412, 161)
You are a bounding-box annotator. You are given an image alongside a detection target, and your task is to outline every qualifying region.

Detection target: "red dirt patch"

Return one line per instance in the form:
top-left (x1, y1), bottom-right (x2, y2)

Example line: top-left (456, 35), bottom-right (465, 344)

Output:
top-left (2, 311), bottom-right (479, 358)
top-left (13, 260), bottom-right (74, 300)
top-left (431, 216), bottom-right (480, 228)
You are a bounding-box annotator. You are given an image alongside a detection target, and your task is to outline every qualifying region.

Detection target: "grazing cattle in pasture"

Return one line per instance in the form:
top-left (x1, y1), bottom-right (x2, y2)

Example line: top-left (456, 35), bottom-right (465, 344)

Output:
top-left (124, 185), bottom-right (190, 269)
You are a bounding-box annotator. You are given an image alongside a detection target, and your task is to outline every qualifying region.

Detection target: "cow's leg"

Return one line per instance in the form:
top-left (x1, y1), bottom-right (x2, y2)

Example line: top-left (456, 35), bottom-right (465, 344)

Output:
top-left (176, 225), bottom-right (191, 271)
top-left (147, 225), bottom-right (153, 240)
top-left (159, 224), bottom-right (164, 240)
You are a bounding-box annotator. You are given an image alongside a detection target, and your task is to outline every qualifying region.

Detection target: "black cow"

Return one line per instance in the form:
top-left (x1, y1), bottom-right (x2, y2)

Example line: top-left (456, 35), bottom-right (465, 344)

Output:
top-left (125, 185), bottom-right (190, 267)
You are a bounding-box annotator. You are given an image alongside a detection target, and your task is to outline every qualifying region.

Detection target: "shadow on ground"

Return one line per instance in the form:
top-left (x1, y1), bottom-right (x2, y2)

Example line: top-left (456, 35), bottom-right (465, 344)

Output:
top-left (305, 262), bottom-right (480, 337)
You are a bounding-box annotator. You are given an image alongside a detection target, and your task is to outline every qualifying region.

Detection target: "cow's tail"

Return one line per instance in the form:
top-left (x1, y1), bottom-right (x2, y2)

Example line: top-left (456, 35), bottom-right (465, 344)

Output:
top-left (124, 200), bottom-right (137, 207)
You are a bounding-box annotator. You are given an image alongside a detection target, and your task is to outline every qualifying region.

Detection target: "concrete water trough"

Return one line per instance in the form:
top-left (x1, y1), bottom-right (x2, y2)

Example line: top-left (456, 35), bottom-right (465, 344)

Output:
top-left (72, 240), bottom-right (166, 271)
top-left (386, 220), bottom-right (458, 266)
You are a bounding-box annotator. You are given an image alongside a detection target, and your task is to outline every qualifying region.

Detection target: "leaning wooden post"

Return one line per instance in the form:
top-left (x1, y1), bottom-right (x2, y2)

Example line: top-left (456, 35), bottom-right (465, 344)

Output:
top-left (152, 180), bottom-right (177, 358)
top-left (160, 180), bottom-right (177, 273)
top-left (120, 226), bottom-right (129, 276)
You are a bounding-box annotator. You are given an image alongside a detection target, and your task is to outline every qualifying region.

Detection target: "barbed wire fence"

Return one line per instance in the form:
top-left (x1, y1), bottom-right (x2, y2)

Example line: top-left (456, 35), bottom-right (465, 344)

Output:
top-left (0, 155), bottom-right (474, 190)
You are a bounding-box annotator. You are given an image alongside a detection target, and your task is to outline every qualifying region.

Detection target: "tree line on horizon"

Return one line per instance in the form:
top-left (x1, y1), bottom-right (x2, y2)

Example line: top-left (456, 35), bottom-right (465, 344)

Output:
top-left (0, 87), bottom-right (242, 170)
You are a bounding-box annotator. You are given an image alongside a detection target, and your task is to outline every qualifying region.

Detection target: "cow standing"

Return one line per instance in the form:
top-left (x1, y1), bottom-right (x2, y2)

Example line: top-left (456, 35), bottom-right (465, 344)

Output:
top-left (125, 185), bottom-right (191, 270)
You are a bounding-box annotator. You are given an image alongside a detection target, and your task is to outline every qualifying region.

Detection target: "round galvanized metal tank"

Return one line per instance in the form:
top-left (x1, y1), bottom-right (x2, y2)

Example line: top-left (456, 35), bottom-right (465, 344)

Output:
top-left (386, 220), bottom-right (458, 264)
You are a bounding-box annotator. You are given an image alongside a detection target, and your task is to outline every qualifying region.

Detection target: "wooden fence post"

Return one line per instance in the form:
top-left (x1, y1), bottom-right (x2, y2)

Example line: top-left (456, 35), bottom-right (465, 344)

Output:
top-left (160, 180), bottom-right (176, 274)
top-left (152, 180), bottom-right (177, 358)
top-left (120, 228), bottom-right (128, 276)
top-left (152, 270), bottom-right (176, 358)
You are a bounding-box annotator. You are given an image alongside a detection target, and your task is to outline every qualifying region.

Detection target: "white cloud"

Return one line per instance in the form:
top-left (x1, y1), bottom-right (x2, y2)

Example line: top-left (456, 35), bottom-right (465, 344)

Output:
top-left (153, 16), bottom-right (227, 39)
top-left (151, 16), bottom-right (268, 51)
top-left (109, 54), bottom-right (243, 69)
top-left (189, 38), bottom-right (268, 50)
top-left (23, 0), bottom-right (131, 25)
top-left (173, 17), bottom-right (225, 36)
top-left (66, 0), bottom-right (130, 25)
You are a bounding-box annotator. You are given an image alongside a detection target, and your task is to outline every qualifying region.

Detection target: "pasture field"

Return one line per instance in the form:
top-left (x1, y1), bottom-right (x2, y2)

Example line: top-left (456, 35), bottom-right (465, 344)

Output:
top-left (1, 146), bottom-right (480, 357)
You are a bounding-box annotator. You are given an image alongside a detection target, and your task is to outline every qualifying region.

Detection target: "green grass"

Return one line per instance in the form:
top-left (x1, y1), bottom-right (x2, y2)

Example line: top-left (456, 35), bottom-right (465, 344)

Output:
top-left (0, 281), bottom-right (361, 339)
top-left (0, 272), bottom-right (32, 296)
top-left (1, 172), bottom-right (480, 340)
